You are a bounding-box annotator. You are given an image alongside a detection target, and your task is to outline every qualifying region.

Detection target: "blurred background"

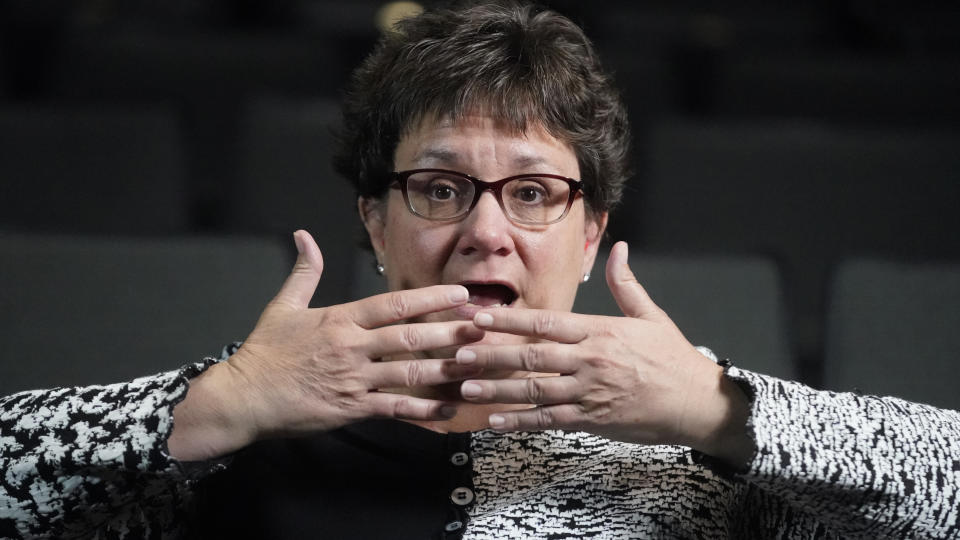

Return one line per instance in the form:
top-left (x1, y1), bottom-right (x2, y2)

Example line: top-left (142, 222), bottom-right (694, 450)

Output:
top-left (1, 0), bottom-right (958, 408)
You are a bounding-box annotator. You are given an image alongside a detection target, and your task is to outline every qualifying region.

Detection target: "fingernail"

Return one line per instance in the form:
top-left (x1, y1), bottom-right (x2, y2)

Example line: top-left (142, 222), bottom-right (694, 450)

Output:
top-left (461, 382), bottom-right (482, 398)
top-left (488, 414), bottom-right (505, 428)
top-left (440, 405), bottom-right (457, 418)
top-left (449, 286), bottom-right (469, 303)
top-left (456, 349), bottom-right (477, 364)
top-left (475, 312), bottom-right (494, 327)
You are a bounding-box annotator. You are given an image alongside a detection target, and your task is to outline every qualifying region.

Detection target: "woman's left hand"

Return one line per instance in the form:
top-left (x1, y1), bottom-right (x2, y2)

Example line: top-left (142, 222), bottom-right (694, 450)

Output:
top-left (455, 241), bottom-right (754, 467)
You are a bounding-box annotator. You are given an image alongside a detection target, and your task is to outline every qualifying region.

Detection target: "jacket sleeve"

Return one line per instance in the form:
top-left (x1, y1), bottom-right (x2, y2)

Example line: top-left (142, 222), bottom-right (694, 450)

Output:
top-left (0, 359), bottom-right (225, 539)
top-left (727, 366), bottom-right (960, 538)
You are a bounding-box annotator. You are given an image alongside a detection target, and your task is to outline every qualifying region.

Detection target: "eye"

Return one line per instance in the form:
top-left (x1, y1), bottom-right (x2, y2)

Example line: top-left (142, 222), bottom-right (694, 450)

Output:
top-left (516, 186), bottom-right (545, 203)
top-left (426, 180), bottom-right (460, 201)
top-left (508, 180), bottom-right (549, 205)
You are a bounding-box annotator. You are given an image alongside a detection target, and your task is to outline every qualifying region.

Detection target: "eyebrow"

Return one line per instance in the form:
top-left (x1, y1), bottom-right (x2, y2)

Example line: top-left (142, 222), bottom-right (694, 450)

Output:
top-left (412, 148), bottom-right (459, 166)
top-left (411, 148), bottom-right (550, 170)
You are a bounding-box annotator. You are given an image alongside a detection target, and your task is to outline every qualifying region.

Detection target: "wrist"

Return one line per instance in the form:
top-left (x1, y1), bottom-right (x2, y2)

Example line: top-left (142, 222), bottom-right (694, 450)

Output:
top-left (680, 360), bottom-right (754, 469)
top-left (169, 360), bottom-right (258, 461)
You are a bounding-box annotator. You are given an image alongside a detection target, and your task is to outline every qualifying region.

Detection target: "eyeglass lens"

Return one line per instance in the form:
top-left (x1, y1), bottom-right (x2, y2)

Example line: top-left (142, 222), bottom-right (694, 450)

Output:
top-left (405, 171), bottom-right (572, 224)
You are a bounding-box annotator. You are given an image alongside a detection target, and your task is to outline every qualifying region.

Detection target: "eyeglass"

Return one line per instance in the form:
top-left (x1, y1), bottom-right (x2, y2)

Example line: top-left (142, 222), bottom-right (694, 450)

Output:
top-left (390, 169), bottom-right (584, 225)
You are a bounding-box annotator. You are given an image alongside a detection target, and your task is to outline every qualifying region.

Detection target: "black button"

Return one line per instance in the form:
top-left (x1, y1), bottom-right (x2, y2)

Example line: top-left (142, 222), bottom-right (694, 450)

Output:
top-left (450, 452), bottom-right (469, 466)
top-left (450, 487), bottom-right (474, 506)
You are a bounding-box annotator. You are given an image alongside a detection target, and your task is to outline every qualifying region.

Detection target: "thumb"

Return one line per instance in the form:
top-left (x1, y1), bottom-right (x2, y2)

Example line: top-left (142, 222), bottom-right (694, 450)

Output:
top-left (273, 230), bottom-right (324, 309)
top-left (606, 241), bottom-right (665, 320)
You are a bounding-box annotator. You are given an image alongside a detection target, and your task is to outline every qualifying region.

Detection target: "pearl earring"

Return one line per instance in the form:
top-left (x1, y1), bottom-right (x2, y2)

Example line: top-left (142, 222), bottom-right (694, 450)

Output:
top-left (582, 272), bottom-right (590, 283)
top-left (375, 262), bottom-right (385, 275)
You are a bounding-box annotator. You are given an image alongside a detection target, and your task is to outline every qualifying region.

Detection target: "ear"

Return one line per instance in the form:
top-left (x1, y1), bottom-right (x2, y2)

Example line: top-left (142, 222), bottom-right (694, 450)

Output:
top-left (358, 196), bottom-right (386, 259)
top-left (582, 211), bottom-right (608, 278)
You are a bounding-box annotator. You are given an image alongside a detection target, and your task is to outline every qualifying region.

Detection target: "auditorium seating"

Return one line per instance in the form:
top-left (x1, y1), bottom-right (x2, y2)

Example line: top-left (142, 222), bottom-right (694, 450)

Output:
top-left (0, 233), bottom-right (291, 395)
top-left (622, 118), bottom-right (960, 384)
top-left (574, 247), bottom-right (796, 381)
top-left (228, 97), bottom-right (359, 307)
top-left (1, 1), bottom-right (958, 403)
top-left (823, 259), bottom-right (960, 410)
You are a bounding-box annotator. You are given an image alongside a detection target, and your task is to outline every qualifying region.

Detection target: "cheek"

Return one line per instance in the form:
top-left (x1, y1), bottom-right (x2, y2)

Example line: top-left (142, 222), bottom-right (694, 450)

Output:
top-left (519, 228), bottom-right (585, 310)
top-left (383, 217), bottom-right (454, 289)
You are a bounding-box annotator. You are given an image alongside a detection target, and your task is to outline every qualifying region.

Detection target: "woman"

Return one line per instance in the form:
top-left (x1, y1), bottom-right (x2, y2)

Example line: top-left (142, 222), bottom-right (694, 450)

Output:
top-left (2, 2), bottom-right (958, 539)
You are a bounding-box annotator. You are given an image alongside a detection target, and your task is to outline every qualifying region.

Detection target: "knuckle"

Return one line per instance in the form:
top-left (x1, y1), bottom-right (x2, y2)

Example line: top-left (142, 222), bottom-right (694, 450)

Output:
top-left (404, 361), bottom-right (425, 387)
top-left (317, 307), bottom-right (349, 329)
top-left (391, 397), bottom-right (413, 419)
top-left (584, 403), bottom-right (613, 423)
top-left (388, 292), bottom-right (411, 320)
top-left (323, 329), bottom-right (350, 351)
top-left (535, 406), bottom-right (554, 428)
top-left (532, 312), bottom-right (555, 337)
top-left (332, 392), bottom-right (363, 413)
top-left (525, 378), bottom-right (546, 403)
top-left (594, 322), bottom-right (618, 339)
top-left (584, 354), bottom-right (609, 370)
top-left (400, 325), bottom-right (423, 351)
top-left (327, 379), bottom-right (366, 410)
top-left (263, 298), bottom-right (289, 313)
top-left (520, 344), bottom-right (543, 372)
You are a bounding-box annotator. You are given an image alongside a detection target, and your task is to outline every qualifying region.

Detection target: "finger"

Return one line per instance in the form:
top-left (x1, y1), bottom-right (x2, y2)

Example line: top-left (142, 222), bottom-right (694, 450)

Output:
top-left (488, 404), bottom-right (583, 431)
top-left (471, 308), bottom-right (590, 344)
top-left (455, 343), bottom-right (578, 374)
top-left (365, 359), bottom-right (484, 389)
top-left (364, 321), bottom-right (484, 357)
top-left (606, 241), bottom-right (665, 320)
top-left (347, 285), bottom-right (469, 329)
top-left (272, 230), bottom-right (325, 309)
top-left (363, 392), bottom-right (458, 422)
top-left (460, 376), bottom-right (581, 405)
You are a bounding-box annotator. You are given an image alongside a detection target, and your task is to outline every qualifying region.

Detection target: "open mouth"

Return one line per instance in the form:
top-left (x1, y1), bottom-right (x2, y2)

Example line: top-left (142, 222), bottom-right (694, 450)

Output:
top-left (462, 283), bottom-right (518, 308)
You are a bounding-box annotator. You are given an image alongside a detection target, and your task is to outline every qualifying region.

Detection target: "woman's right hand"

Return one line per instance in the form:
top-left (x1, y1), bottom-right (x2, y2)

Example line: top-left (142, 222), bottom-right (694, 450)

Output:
top-left (168, 230), bottom-right (483, 461)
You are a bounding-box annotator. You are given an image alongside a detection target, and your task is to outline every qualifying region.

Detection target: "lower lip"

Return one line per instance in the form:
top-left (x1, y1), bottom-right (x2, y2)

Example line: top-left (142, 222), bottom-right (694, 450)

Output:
top-left (452, 303), bottom-right (511, 320)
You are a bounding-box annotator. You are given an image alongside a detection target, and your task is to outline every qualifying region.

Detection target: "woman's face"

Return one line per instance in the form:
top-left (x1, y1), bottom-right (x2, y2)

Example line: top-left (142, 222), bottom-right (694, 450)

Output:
top-left (361, 115), bottom-right (607, 354)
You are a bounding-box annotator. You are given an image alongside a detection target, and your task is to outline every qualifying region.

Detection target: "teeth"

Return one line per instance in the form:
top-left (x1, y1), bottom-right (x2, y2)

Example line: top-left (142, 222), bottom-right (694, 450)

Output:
top-left (466, 303), bottom-right (505, 308)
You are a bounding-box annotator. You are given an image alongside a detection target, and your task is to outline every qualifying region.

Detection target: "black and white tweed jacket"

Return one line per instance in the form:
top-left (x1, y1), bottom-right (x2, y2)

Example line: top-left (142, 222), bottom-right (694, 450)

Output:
top-left (1, 353), bottom-right (958, 539)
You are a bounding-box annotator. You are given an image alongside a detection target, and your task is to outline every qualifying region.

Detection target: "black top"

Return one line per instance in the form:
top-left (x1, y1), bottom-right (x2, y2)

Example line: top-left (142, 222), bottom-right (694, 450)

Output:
top-left (187, 420), bottom-right (475, 540)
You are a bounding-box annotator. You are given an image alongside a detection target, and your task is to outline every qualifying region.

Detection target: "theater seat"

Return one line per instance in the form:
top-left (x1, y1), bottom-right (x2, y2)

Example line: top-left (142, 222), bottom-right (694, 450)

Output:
top-left (823, 259), bottom-right (960, 410)
top-left (229, 97), bottom-right (359, 308)
top-left (626, 119), bottom-right (960, 384)
top-left (0, 233), bottom-right (291, 395)
top-left (574, 247), bottom-right (796, 381)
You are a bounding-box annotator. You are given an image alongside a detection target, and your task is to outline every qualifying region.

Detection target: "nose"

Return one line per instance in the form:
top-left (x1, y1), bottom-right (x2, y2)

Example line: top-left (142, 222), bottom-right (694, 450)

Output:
top-left (456, 190), bottom-right (515, 257)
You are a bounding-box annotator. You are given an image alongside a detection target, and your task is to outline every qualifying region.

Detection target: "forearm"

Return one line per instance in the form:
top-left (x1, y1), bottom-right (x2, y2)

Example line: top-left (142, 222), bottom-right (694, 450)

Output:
top-left (730, 367), bottom-right (960, 537)
top-left (0, 364), bottom-right (213, 538)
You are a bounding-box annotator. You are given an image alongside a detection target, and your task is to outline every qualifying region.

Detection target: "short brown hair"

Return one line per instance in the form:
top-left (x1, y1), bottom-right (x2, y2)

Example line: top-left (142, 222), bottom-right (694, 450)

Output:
top-left (334, 0), bottom-right (631, 215)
